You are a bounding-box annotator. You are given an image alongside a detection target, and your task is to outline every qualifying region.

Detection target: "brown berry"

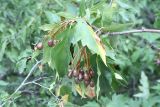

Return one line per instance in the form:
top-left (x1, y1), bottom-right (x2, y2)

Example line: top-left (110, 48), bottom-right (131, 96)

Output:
top-left (84, 80), bottom-right (90, 86)
top-left (79, 69), bottom-right (84, 75)
top-left (78, 73), bottom-right (83, 81)
top-left (36, 42), bottom-right (43, 50)
top-left (48, 40), bottom-right (54, 47)
top-left (84, 72), bottom-right (90, 81)
top-left (67, 70), bottom-right (73, 78)
top-left (89, 69), bottom-right (94, 77)
top-left (90, 80), bottom-right (95, 87)
top-left (73, 70), bottom-right (79, 77)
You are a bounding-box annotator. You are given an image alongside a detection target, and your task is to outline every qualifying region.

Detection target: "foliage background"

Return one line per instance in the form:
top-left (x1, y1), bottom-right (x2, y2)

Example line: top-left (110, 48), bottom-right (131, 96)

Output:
top-left (0, 0), bottom-right (160, 107)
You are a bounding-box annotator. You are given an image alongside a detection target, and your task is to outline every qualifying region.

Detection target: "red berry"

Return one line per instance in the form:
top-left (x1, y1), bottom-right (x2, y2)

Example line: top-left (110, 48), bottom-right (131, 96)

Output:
top-left (78, 73), bottom-right (83, 81)
top-left (67, 70), bottom-right (73, 78)
top-left (84, 80), bottom-right (90, 86)
top-left (73, 70), bottom-right (79, 77)
top-left (48, 40), bottom-right (54, 47)
top-left (84, 73), bottom-right (90, 81)
top-left (36, 42), bottom-right (43, 50)
top-left (90, 80), bottom-right (95, 87)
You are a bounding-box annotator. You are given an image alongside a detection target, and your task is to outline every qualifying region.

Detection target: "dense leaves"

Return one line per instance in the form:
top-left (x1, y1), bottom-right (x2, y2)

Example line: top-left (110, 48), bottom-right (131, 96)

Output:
top-left (1, 0), bottom-right (160, 107)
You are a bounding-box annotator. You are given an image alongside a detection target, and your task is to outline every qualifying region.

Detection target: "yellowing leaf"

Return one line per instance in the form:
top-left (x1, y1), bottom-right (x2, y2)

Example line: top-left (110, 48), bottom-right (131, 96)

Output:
top-left (62, 94), bottom-right (69, 103)
top-left (85, 86), bottom-right (96, 99)
top-left (75, 84), bottom-right (96, 99)
top-left (87, 25), bottom-right (106, 65)
top-left (75, 84), bottom-right (86, 98)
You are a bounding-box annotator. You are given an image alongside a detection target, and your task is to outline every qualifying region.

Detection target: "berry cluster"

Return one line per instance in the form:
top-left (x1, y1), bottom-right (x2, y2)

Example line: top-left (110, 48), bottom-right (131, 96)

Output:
top-left (68, 69), bottom-right (95, 87)
top-left (35, 39), bottom-right (56, 50)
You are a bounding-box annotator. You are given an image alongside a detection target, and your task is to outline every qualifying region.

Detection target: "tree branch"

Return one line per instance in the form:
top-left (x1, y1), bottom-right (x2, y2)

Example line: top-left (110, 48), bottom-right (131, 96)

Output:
top-left (1, 60), bottom-right (42, 107)
top-left (101, 28), bottom-right (160, 51)
top-left (105, 28), bottom-right (160, 36)
top-left (24, 81), bottom-right (60, 102)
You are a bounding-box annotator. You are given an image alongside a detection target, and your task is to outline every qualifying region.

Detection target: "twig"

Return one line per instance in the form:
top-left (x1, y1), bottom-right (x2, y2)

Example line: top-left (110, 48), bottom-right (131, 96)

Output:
top-left (105, 28), bottom-right (160, 36)
top-left (23, 76), bottom-right (54, 86)
top-left (27, 82), bottom-right (60, 102)
top-left (1, 60), bottom-right (42, 107)
top-left (32, 82), bottom-right (50, 90)
top-left (102, 28), bottom-right (160, 51)
top-left (14, 60), bottom-right (42, 93)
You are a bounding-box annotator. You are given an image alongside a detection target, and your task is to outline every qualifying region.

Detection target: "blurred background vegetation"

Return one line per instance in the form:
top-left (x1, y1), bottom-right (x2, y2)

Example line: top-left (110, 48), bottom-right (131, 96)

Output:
top-left (0, 0), bottom-right (160, 107)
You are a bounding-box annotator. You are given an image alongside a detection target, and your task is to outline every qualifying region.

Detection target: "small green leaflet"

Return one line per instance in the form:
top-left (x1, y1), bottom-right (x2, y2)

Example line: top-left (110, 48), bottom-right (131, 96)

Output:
top-left (71, 19), bottom-right (106, 65)
top-left (134, 71), bottom-right (150, 99)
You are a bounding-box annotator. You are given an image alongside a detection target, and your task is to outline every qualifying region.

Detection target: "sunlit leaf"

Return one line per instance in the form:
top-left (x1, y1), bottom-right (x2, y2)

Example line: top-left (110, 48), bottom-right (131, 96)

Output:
top-left (114, 73), bottom-right (123, 80)
top-left (134, 71), bottom-right (150, 99)
top-left (72, 19), bottom-right (106, 65)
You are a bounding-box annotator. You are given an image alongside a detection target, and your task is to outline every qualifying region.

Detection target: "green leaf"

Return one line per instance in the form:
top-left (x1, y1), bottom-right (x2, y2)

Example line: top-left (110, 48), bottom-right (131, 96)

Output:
top-left (72, 19), bottom-right (106, 65)
top-left (127, 99), bottom-right (141, 107)
top-left (154, 13), bottom-right (160, 28)
top-left (142, 33), bottom-right (160, 43)
top-left (45, 11), bottom-right (61, 24)
top-left (108, 94), bottom-right (128, 107)
top-left (79, 0), bottom-right (86, 17)
top-left (47, 98), bottom-right (58, 107)
top-left (16, 58), bottom-right (27, 73)
top-left (32, 50), bottom-right (40, 59)
top-left (0, 90), bottom-right (9, 101)
top-left (55, 0), bottom-right (63, 7)
top-left (143, 96), bottom-right (160, 107)
top-left (117, 0), bottom-right (131, 9)
top-left (134, 33), bottom-right (160, 43)
top-left (134, 71), bottom-right (150, 99)
top-left (83, 101), bottom-right (100, 107)
top-left (39, 24), bottom-right (55, 31)
top-left (60, 85), bottom-right (72, 101)
top-left (57, 12), bottom-right (75, 19)
top-left (103, 23), bottom-right (133, 32)
top-left (131, 48), bottom-right (143, 62)
top-left (114, 73), bottom-right (123, 80)
top-left (0, 80), bottom-right (8, 86)
top-left (49, 29), bottom-right (72, 76)
top-left (0, 40), bottom-right (7, 61)
top-left (43, 37), bottom-right (52, 63)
